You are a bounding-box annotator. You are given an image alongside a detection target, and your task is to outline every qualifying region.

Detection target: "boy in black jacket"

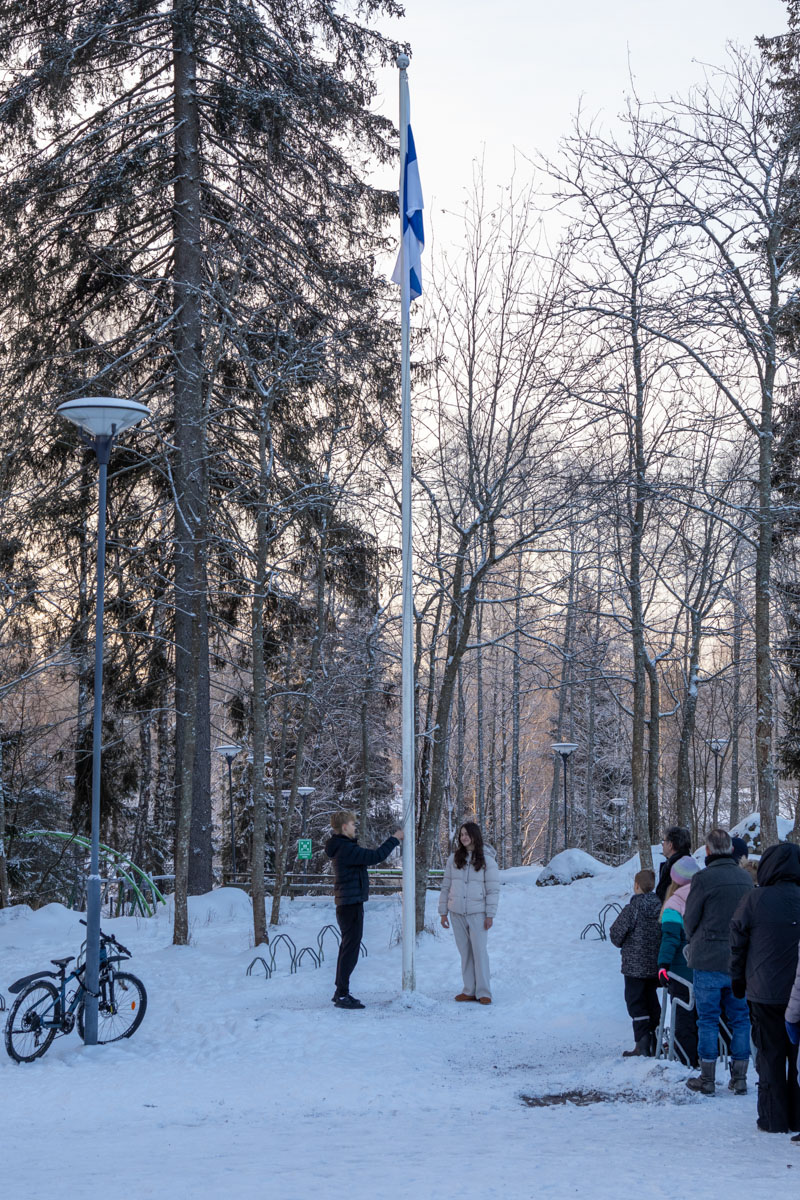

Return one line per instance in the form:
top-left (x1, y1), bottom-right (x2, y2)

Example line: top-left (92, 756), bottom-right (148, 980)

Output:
top-left (324, 810), bottom-right (403, 1009)
top-left (610, 869), bottom-right (663, 1056)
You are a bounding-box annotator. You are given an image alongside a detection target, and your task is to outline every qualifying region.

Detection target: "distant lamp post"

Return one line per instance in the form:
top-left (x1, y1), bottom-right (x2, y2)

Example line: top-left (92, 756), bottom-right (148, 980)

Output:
top-left (297, 786), bottom-right (316, 836)
top-left (609, 797), bottom-right (627, 863)
top-left (552, 743), bottom-right (579, 850)
top-left (215, 744), bottom-right (242, 878)
top-left (57, 395), bottom-right (150, 1046)
top-left (706, 737), bottom-right (729, 820)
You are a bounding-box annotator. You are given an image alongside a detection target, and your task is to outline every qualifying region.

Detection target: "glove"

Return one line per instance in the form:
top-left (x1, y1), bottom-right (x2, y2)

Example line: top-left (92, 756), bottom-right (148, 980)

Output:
top-left (786, 1020), bottom-right (800, 1047)
top-left (658, 968), bottom-right (670, 986)
top-left (731, 978), bottom-right (746, 1000)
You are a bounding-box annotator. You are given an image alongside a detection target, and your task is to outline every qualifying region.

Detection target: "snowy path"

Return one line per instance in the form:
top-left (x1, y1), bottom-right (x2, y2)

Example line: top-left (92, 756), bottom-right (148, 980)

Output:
top-left (2, 866), bottom-right (797, 1199)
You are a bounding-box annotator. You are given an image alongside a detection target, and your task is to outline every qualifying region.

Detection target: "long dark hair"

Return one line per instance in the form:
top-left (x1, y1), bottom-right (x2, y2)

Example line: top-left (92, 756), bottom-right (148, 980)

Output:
top-left (453, 822), bottom-right (486, 871)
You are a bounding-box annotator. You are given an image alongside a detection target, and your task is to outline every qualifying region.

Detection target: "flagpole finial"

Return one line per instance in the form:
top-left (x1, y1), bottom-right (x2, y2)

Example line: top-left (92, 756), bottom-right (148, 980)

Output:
top-left (396, 53), bottom-right (410, 70)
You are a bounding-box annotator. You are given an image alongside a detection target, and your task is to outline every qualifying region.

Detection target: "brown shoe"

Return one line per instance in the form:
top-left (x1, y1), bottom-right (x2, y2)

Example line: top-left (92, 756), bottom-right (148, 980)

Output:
top-left (454, 993), bottom-right (476, 1002)
top-left (478, 997), bottom-right (492, 1005)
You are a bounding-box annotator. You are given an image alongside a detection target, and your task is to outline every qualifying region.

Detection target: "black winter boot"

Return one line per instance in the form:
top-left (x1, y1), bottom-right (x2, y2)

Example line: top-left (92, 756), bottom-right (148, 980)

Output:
top-left (623, 1033), bottom-right (652, 1057)
top-left (727, 1059), bottom-right (748, 1095)
top-left (686, 1060), bottom-right (716, 1095)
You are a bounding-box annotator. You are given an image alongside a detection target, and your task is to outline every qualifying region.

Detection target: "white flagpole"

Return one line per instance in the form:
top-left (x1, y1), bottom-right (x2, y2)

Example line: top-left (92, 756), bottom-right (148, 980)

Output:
top-left (397, 52), bottom-right (416, 992)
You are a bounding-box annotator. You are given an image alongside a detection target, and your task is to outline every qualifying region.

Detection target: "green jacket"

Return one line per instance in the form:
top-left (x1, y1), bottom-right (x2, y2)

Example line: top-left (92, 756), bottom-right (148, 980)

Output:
top-left (658, 908), bottom-right (692, 982)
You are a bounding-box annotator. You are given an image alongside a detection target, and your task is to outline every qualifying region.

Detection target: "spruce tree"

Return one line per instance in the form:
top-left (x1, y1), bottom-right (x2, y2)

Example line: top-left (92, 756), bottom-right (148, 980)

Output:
top-left (0, 0), bottom-right (402, 929)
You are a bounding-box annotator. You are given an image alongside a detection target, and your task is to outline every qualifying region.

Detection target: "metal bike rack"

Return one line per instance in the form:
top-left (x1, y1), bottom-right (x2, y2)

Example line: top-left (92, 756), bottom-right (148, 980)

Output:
top-left (246, 956), bottom-right (273, 978)
top-left (316, 923), bottom-right (341, 961)
top-left (598, 902), bottom-right (623, 936)
top-left (246, 924), bottom-right (367, 979)
top-left (581, 902), bottom-right (623, 941)
top-left (295, 946), bottom-right (321, 971)
top-left (269, 933), bottom-right (298, 974)
top-left (580, 921), bottom-right (605, 941)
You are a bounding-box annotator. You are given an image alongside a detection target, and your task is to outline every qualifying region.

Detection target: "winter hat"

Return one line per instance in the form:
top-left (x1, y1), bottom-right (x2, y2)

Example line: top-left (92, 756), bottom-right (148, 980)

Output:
top-left (731, 835), bottom-right (749, 861)
top-left (670, 855), bottom-right (701, 885)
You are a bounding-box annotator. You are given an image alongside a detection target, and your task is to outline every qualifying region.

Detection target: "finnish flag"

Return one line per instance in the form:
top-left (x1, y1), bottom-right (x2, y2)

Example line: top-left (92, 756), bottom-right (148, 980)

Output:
top-left (392, 124), bottom-right (424, 302)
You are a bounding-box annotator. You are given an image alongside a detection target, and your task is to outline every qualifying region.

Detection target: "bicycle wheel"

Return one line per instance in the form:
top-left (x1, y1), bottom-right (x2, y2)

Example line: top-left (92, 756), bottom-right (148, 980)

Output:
top-left (78, 971), bottom-right (147, 1043)
top-left (4, 981), bottom-right (60, 1062)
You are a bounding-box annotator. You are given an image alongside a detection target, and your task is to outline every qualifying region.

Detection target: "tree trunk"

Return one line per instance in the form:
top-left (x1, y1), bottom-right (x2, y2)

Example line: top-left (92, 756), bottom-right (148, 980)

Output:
top-left (0, 734), bottom-right (8, 907)
top-left (546, 558), bottom-right (576, 860)
top-left (729, 566), bottom-right (743, 827)
top-left (172, 0), bottom-right (211, 901)
top-left (269, 514), bottom-right (329, 926)
top-left (510, 548), bottom-right (523, 865)
top-left (250, 405), bottom-right (271, 947)
top-left (644, 657), bottom-right (661, 843)
top-left (756, 359), bottom-right (778, 847)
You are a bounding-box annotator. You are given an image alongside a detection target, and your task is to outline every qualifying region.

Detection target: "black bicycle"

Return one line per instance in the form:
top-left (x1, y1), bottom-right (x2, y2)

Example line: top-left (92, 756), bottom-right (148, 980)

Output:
top-left (4, 921), bottom-right (147, 1062)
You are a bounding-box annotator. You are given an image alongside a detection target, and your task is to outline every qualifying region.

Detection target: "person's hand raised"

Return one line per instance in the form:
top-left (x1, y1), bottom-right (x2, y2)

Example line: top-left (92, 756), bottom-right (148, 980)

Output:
top-left (393, 828), bottom-right (405, 841)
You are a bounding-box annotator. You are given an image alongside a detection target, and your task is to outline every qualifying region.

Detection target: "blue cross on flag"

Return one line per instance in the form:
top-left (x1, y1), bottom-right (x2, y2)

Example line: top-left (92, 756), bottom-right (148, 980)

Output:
top-left (392, 123), bottom-right (424, 301)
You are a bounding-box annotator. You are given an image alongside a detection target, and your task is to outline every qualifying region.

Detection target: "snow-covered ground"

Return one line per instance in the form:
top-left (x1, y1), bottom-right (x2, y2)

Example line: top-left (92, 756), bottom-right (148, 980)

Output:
top-left (2, 860), bottom-right (797, 1200)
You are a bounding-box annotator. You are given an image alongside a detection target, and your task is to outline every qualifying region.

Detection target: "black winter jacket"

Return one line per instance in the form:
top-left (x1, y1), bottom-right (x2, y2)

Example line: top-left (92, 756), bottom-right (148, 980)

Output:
top-left (684, 854), bottom-right (754, 973)
top-left (609, 891), bottom-right (662, 977)
top-left (729, 842), bottom-right (800, 1005)
top-left (656, 851), bottom-right (683, 905)
top-left (325, 833), bottom-right (399, 906)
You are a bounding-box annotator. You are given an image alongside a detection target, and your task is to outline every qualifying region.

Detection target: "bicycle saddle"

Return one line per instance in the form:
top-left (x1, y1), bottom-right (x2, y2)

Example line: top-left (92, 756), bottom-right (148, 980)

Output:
top-left (50, 956), bottom-right (74, 969)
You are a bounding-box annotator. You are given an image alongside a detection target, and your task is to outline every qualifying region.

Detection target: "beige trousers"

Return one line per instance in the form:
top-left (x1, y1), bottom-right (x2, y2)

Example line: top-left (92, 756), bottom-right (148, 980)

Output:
top-left (450, 912), bottom-right (491, 1000)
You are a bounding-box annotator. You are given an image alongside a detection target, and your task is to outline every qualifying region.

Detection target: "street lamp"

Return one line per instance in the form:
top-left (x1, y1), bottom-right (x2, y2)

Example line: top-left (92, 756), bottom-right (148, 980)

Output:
top-left (215, 744), bottom-right (241, 879)
top-left (552, 742), bottom-right (579, 850)
top-left (57, 395), bottom-right (150, 1046)
top-left (297, 785), bottom-right (316, 835)
top-left (706, 737), bottom-right (729, 822)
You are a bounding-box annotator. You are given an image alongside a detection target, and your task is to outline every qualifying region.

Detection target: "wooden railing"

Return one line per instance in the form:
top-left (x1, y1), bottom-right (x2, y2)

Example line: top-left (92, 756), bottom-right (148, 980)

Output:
top-left (221, 868), bottom-right (445, 896)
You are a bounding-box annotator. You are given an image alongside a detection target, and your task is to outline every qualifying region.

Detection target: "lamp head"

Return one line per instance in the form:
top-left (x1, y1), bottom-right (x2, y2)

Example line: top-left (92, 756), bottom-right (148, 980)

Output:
top-left (215, 744), bottom-right (241, 763)
top-left (57, 396), bottom-right (150, 440)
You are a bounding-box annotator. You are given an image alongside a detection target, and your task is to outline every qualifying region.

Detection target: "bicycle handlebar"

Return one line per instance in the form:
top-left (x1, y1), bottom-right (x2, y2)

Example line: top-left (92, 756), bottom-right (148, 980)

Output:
top-left (78, 918), bottom-right (131, 957)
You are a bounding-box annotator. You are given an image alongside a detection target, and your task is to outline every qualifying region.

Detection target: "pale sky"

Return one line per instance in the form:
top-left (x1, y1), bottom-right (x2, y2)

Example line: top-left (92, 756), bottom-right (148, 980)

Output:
top-left (373, 0), bottom-right (788, 248)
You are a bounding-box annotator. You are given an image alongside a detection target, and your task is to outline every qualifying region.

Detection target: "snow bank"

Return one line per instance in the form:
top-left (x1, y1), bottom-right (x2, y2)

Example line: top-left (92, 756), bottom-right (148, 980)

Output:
top-left (536, 848), bottom-right (611, 886)
top-left (729, 810), bottom-right (795, 854)
top-left (499, 864), bottom-right (543, 886)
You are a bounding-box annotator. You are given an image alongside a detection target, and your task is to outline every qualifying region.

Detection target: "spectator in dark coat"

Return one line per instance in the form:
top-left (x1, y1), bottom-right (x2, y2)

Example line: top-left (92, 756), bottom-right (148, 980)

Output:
top-left (325, 810), bottom-right (402, 1009)
top-left (656, 826), bottom-right (693, 905)
top-left (731, 835), bottom-right (750, 865)
top-left (683, 828), bottom-right (754, 1095)
top-left (610, 869), bottom-right (662, 1056)
top-left (786, 932), bottom-right (800, 1144)
top-left (730, 841), bottom-right (800, 1134)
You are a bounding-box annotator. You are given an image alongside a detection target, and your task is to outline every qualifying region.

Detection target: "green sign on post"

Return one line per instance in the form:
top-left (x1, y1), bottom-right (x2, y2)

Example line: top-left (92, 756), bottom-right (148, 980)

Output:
top-left (297, 838), bottom-right (312, 860)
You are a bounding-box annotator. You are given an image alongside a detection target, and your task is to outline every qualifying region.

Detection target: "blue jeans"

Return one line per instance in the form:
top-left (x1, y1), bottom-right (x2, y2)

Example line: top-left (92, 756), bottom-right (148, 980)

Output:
top-left (693, 969), bottom-right (751, 1062)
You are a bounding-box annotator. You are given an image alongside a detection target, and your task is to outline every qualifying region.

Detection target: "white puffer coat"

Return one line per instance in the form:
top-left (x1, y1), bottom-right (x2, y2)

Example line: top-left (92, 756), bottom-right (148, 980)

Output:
top-left (438, 846), bottom-right (500, 918)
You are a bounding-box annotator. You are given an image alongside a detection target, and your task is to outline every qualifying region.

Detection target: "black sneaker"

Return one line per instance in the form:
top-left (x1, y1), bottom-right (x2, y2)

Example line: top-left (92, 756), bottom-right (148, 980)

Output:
top-left (334, 994), bottom-right (365, 1009)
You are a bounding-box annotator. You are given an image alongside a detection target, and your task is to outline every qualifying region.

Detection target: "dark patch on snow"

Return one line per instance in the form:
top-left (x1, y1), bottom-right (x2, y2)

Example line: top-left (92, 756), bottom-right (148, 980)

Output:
top-left (521, 1088), bottom-right (641, 1107)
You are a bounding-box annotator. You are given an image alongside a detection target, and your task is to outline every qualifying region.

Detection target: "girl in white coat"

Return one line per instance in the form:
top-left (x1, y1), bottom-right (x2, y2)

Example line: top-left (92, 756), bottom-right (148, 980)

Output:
top-left (439, 822), bottom-right (500, 1004)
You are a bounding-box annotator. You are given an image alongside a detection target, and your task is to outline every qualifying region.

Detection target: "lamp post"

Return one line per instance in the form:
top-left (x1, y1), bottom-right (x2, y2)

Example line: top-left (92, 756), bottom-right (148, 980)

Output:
top-left (215, 744), bottom-right (241, 879)
top-left (706, 737), bottom-right (729, 825)
top-left (552, 742), bottom-right (579, 850)
top-left (57, 396), bottom-right (150, 1046)
top-left (609, 797), bottom-right (626, 864)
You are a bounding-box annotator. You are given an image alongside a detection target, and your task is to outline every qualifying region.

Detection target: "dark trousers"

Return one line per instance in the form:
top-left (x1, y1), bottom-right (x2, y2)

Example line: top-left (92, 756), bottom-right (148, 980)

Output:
top-left (624, 976), bottom-right (661, 1041)
top-left (749, 1001), bottom-right (800, 1133)
top-left (668, 977), bottom-right (699, 1068)
top-left (334, 903), bottom-right (364, 996)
